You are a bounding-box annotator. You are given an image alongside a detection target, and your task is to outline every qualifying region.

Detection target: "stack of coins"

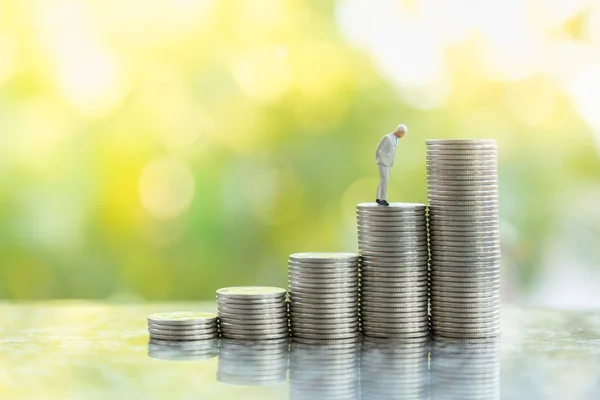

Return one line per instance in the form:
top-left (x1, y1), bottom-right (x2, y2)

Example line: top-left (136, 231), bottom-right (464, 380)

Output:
top-left (430, 340), bottom-right (501, 400)
top-left (357, 203), bottom-right (430, 343)
top-left (427, 140), bottom-right (501, 340)
top-left (217, 339), bottom-right (290, 385)
top-left (360, 338), bottom-right (429, 400)
top-left (216, 287), bottom-right (289, 340)
top-left (148, 339), bottom-right (219, 361)
top-left (288, 252), bottom-right (360, 343)
top-left (147, 312), bottom-right (219, 342)
top-left (289, 341), bottom-right (360, 400)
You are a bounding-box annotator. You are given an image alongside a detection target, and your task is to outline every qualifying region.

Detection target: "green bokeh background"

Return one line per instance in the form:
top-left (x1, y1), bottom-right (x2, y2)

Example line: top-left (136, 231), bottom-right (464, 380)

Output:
top-left (0, 0), bottom-right (599, 305)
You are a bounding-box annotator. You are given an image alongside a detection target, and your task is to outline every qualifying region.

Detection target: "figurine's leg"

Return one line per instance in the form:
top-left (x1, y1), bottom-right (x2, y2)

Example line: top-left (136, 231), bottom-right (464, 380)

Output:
top-left (377, 165), bottom-right (390, 201)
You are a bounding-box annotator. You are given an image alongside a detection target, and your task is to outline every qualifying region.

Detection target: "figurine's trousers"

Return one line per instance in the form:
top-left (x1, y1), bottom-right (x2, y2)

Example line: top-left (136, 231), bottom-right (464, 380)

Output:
top-left (377, 165), bottom-right (391, 201)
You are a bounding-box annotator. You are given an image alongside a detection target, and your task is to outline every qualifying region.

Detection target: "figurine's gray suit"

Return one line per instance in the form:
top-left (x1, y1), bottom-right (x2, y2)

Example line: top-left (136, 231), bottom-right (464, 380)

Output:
top-left (375, 133), bottom-right (398, 201)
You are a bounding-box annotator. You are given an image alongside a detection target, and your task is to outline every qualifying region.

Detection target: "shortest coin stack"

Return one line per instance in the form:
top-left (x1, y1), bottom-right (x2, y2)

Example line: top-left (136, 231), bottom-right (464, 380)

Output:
top-left (217, 287), bottom-right (290, 341)
top-left (147, 311), bottom-right (219, 342)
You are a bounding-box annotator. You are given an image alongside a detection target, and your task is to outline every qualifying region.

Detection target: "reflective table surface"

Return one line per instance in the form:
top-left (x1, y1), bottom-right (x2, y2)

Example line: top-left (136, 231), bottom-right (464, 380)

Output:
top-left (0, 302), bottom-right (598, 399)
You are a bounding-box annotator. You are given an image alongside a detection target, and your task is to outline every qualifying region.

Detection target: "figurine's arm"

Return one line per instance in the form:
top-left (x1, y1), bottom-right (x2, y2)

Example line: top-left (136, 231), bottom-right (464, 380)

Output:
top-left (376, 135), bottom-right (394, 166)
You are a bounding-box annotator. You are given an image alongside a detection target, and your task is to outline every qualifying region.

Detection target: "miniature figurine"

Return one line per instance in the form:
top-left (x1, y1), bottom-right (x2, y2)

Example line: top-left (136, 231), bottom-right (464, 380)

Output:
top-left (375, 124), bottom-right (407, 206)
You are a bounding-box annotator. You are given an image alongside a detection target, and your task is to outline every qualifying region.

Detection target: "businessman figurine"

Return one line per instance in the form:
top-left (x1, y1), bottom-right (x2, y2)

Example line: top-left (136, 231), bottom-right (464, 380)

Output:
top-left (375, 124), bottom-right (407, 206)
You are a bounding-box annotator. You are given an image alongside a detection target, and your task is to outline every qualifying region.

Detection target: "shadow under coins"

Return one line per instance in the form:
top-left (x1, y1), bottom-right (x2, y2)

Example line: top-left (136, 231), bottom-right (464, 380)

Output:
top-left (147, 339), bottom-right (219, 361)
top-left (147, 337), bottom-right (501, 400)
top-left (217, 338), bottom-right (290, 385)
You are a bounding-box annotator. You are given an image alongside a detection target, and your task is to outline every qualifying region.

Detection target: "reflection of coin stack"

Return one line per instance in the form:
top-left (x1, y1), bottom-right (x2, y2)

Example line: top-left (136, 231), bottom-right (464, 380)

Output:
top-left (148, 339), bottom-right (219, 361)
top-left (216, 287), bottom-right (290, 340)
top-left (147, 312), bottom-right (219, 342)
top-left (357, 203), bottom-right (430, 343)
top-left (289, 341), bottom-right (360, 400)
top-left (360, 338), bottom-right (429, 400)
top-left (430, 340), bottom-right (501, 400)
top-left (427, 140), bottom-right (501, 340)
top-left (217, 339), bottom-right (290, 385)
top-left (288, 253), bottom-right (360, 343)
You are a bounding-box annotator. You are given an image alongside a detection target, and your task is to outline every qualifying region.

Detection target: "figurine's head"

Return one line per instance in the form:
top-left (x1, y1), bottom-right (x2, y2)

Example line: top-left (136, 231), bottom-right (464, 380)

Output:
top-left (394, 124), bottom-right (407, 139)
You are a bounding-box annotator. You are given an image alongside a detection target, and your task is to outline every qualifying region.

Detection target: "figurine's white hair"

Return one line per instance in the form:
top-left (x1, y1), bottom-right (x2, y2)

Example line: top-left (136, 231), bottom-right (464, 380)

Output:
top-left (395, 124), bottom-right (408, 133)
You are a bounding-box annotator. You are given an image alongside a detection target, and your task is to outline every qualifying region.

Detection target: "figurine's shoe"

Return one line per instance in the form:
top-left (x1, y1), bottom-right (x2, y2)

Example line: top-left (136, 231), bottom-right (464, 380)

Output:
top-left (376, 199), bottom-right (390, 206)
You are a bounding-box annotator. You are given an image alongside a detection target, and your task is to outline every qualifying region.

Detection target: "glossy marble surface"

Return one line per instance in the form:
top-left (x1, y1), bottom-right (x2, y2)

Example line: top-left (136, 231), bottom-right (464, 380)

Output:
top-left (0, 302), bottom-right (598, 399)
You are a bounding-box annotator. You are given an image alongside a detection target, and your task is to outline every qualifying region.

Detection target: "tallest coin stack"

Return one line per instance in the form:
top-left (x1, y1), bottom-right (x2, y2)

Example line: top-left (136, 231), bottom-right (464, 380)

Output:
top-left (427, 140), bottom-right (501, 340)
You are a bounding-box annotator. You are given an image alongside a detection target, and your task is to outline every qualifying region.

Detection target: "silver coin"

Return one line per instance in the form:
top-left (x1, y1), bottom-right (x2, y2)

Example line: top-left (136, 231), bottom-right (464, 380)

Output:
top-left (289, 284), bottom-right (359, 293)
top-left (357, 213), bottom-right (426, 220)
top-left (430, 260), bottom-right (500, 269)
top-left (288, 269), bottom-right (358, 278)
top-left (148, 321), bottom-right (217, 330)
top-left (426, 139), bottom-right (497, 145)
top-left (217, 286), bottom-right (287, 299)
top-left (357, 221), bottom-right (427, 229)
top-left (361, 280), bottom-right (429, 290)
top-left (430, 315), bottom-right (500, 325)
top-left (357, 208), bottom-right (426, 215)
top-left (430, 272), bottom-right (500, 281)
top-left (290, 268), bottom-right (359, 276)
top-left (289, 311), bottom-right (358, 320)
top-left (430, 291), bottom-right (501, 302)
top-left (360, 312), bottom-right (428, 323)
top-left (430, 244), bottom-right (501, 254)
top-left (428, 217), bottom-right (499, 226)
top-left (290, 304), bottom-right (358, 312)
top-left (359, 249), bottom-right (430, 258)
top-left (357, 230), bottom-right (427, 238)
top-left (362, 317), bottom-right (429, 328)
top-left (358, 237), bottom-right (428, 246)
top-left (217, 302), bottom-right (287, 311)
top-left (357, 202), bottom-right (426, 210)
top-left (428, 198), bottom-right (499, 207)
top-left (361, 327), bottom-right (430, 337)
top-left (427, 179), bottom-right (498, 187)
top-left (221, 331), bottom-right (290, 340)
top-left (430, 305), bottom-right (501, 315)
top-left (426, 170), bottom-right (498, 178)
top-left (288, 279), bottom-right (358, 292)
top-left (217, 315), bottom-right (289, 324)
top-left (360, 259), bottom-right (429, 267)
top-left (429, 231), bottom-right (500, 240)
top-left (288, 259), bottom-right (358, 267)
top-left (148, 312), bottom-right (218, 326)
top-left (217, 307), bottom-right (287, 317)
top-left (292, 330), bottom-right (360, 340)
top-left (291, 317), bottom-right (359, 326)
top-left (431, 251), bottom-right (501, 260)
top-left (291, 321), bottom-right (359, 331)
top-left (357, 219), bottom-right (427, 227)
top-left (430, 276), bottom-right (500, 286)
top-left (426, 159), bottom-right (498, 167)
top-left (428, 206), bottom-right (499, 214)
top-left (289, 294), bottom-right (359, 303)
top-left (148, 326), bottom-right (218, 335)
top-left (360, 258), bottom-right (428, 267)
top-left (289, 290), bottom-right (359, 299)
top-left (149, 333), bottom-right (218, 341)
top-left (430, 280), bottom-right (500, 290)
top-left (360, 275), bottom-right (429, 283)
top-left (431, 326), bottom-right (501, 336)
top-left (362, 328), bottom-right (430, 338)
top-left (220, 327), bottom-right (289, 336)
top-left (361, 294), bottom-right (428, 303)
top-left (360, 254), bottom-right (429, 262)
top-left (429, 236), bottom-right (500, 245)
top-left (427, 190), bottom-right (499, 199)
top-left (219, 320), bottom-right (288, 329)
top-left (288, 277), bottom-right (359, 286)
top-left (360, 267), bottom-right (428, 275)
top-left (289, 252), bottom-right (359, 263)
